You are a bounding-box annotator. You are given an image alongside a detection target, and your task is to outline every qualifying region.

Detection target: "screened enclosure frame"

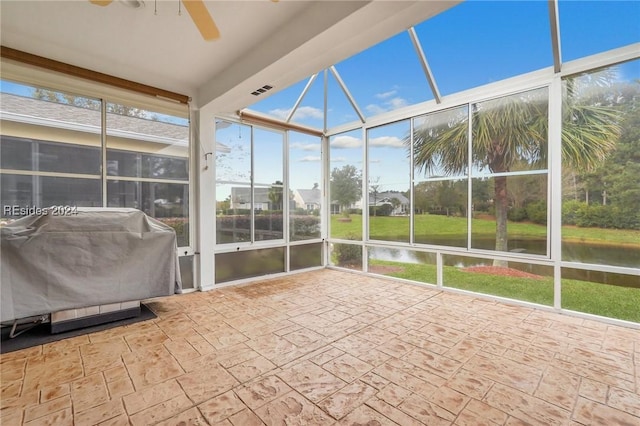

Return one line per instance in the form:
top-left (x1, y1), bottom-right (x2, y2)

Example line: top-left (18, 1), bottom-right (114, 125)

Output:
top-left (211, 116), bottom-right (326, 284)
top-left (318, 43), bottom-right (640, 326)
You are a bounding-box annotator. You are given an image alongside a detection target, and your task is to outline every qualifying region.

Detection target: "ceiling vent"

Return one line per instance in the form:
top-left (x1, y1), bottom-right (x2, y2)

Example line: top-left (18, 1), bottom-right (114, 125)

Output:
top-left (251, 85), bottom-right (273, 96)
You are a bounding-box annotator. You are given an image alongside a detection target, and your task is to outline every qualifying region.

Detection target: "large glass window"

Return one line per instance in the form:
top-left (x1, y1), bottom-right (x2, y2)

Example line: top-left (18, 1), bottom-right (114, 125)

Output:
top-left (216, 121), bottom-right (252, 244)
top-left (471, 175), bottom-right (547, 256)
top-left (106, 102), bottom-right (190, 246)
top-left (368, 120), bottom-right (411, 242)
top-left (289, 131), bottom-right (322, 241)
top-left (410, 89), bottom-right (549, 257)
top-left (413, 106), bottom-right (469, 247)
top-left (329, 129), bottom-right (363, 240)
top-left (560, 60), bottom-right (640, 321)
top-left (254, 128), bottom-right (284, 241)
top-left (215, 120), bottom-right (285, 244)
top-left (561, 61), bottom-right (640, 266)
top-left (470, 88), bottom-right (548, 257)
top-left (0, 80), bottom-right (191, 249)
top-left (0, 81), bottom-right (103, 219)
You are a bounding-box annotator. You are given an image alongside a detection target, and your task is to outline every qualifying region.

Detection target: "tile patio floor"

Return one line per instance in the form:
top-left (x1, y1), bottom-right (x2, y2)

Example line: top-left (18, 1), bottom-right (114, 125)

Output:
top-left (1, 269), bottom-right (639, 425)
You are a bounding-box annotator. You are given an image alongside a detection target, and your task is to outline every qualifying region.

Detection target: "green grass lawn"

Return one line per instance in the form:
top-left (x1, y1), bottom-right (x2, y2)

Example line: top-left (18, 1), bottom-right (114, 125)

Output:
top-left (331, 213), bottom-right (639, 322)
top-left (331, 214), bottom-right (640, 246)
top-left (368, 259), bottom-right (640, 322)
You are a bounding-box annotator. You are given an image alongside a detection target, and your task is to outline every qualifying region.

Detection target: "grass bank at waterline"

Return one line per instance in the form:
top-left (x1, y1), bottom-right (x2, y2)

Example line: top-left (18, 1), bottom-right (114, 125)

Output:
top-left (365, 259), bottom-right (640, 323)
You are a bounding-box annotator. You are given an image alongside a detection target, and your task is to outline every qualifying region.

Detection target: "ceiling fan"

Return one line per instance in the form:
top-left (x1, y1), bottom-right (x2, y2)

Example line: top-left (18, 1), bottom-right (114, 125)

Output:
top-left (90, 0), bottom-right (276, 41)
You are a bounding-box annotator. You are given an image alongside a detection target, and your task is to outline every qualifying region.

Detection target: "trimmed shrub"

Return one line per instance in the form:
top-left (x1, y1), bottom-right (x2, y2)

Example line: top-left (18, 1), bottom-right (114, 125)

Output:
top-left (562, 200), bottom-right (582, 226)
top-left (526, 201), bottom-right (547, 225)
top-left (370, 204), bottom-right (393, 216)
top-left (508, 207), bottom-right (528, 222)
top-left (562, 201), bottom-right (640, 230)
top-left (334, 232), bottom-right (362, 266)
top-left (291, 215), bottom-right (321, 237)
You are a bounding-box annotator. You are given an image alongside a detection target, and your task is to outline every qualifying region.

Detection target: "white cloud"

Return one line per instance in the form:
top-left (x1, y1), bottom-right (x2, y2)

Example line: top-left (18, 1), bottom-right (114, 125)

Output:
top-left (375, 90), bottom-right (397, 100)
top-left (268, 108), bottom-right (290, 119)
top-left (365, 104), bottom-right (387, 115)
top-left (387, 97), bottom-right (408, 109)
top-left (369, 136), bottom-right (405, 148)
top-left (365, 96), bottom-right (409, 116)
top-left (332, 156), bottom-right (347, 163)
top-left (370, 159), bottom-right (381, 163)
top-left (330, 135), bottom-right (362, 149)
top-left (290, 142), bottom-right (321, 151)
top-left (267, 105), bottom-right (323, 120)
top-left (298, 155), bottom-right (321, 162)
top-left (295, 106), bottom-right (323, 120)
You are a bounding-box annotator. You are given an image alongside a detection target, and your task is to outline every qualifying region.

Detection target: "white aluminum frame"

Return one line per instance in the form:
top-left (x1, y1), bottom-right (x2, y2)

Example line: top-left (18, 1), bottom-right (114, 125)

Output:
top-left (322, 45), bottom-right (640, 322)
top-left (211, 115), bottom-right (325, 280)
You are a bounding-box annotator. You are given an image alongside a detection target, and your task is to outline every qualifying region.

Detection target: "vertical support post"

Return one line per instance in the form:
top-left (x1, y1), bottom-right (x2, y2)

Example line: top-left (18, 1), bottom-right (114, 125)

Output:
top-left (323, 69), bottom-right (328, 134)
top-left (284, 130), bottom-right (290, 272)
top-left (409, 118), bottom-right (415, 245)
top-left (361, 125), bottom-right (368, 271)
top-left (437, 252), bottom-right (443, 288)
top-left (101, 99), bottom-right (107, 207)
top-left (199, 106), bottom-right (216, 290)
top-left (549, 76), bottom-right (563, 310)
top-left (467, 103), bottom-right (473, 250)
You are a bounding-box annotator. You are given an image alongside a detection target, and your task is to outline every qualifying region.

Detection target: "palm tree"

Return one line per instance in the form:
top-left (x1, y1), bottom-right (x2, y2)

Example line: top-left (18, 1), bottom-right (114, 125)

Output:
top-left (410, 83), bottom-right (620, 261)
top-left (268, 181), bottom-right (284, 211)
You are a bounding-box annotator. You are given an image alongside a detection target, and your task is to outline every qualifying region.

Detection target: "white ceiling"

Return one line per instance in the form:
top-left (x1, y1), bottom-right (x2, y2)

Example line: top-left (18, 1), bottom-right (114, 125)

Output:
top-left (1, 1), bottom-right (460, 113)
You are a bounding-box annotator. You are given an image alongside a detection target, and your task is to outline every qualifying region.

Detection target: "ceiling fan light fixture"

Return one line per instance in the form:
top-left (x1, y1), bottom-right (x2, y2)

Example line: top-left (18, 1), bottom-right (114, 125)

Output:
top-left (90, 0), bottom-right (228, 41)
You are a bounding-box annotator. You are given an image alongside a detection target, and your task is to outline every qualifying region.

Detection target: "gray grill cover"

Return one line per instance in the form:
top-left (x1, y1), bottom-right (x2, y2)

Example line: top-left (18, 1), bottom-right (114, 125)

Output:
top-left (1, 208), bottom-right (181, 322)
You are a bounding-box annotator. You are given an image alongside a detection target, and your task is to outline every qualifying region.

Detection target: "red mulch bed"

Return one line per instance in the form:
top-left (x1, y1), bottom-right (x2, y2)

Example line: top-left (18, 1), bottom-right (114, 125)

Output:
top-left (463, 265), bottom-right (544, 280)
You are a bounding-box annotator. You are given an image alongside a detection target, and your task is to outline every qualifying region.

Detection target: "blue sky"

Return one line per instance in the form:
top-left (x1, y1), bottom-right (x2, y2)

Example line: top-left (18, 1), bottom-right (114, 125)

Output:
top-left (250, 0), bottom-right (639, 130)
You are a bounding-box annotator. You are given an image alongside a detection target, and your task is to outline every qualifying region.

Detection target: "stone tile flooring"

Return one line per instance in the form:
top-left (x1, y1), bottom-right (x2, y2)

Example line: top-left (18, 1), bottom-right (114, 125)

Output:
top-left (1, 269), bottom-right (639, 425)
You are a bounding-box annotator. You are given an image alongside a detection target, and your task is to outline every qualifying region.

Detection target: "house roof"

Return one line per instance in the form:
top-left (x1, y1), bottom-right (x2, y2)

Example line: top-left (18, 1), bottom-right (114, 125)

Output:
top-left (296, 188), bottom-right (321, 205)
top-left (1, 92), bottom-right (188, 146)
top-left (231, 187), bottom-right (272, 205)
top-left (370, 191), bottom-right (409, 205)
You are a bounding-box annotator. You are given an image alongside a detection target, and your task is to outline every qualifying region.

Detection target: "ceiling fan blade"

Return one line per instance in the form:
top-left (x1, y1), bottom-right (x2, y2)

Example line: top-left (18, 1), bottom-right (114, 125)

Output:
top-left (182, 0), bottom-right (220, 41)
top-left (89, 0), bottom-right (113, 6)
